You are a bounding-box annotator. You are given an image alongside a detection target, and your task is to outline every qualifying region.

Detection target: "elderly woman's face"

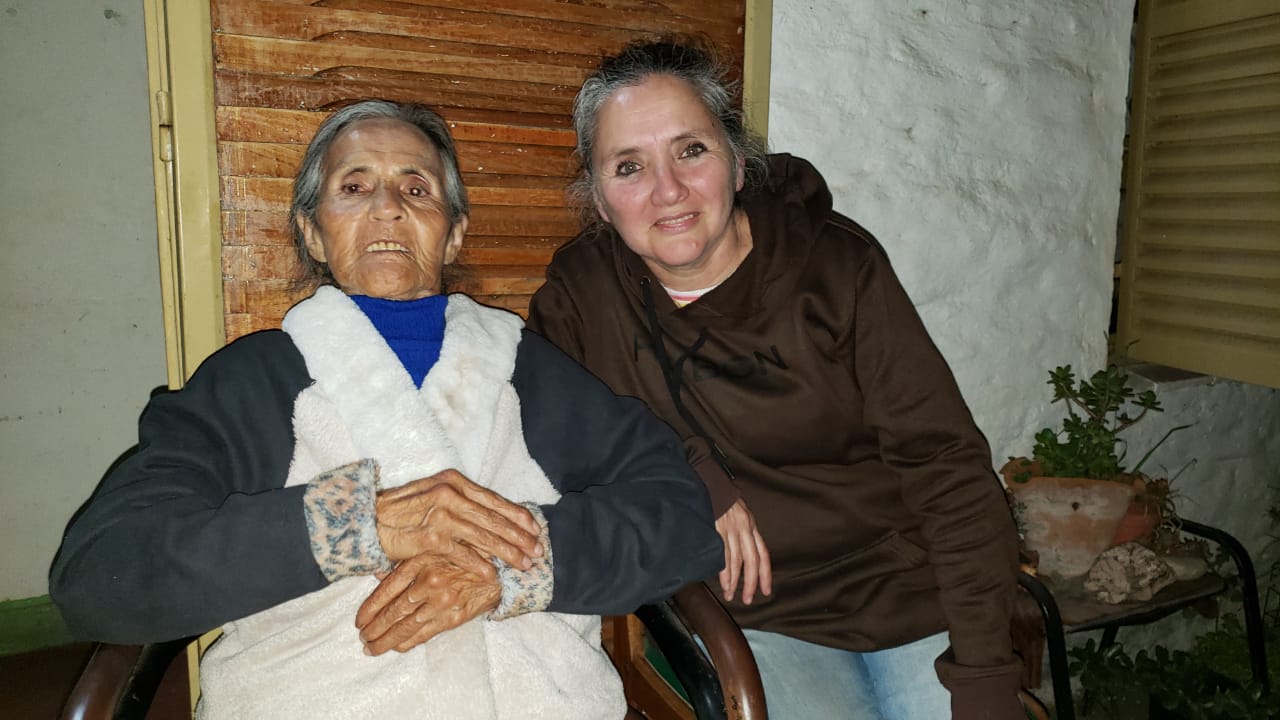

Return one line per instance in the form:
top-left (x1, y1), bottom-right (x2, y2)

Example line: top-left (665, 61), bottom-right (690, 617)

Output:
top-left (301, 118), bottom-right (466, 300)
top-left (590, 74), bottom-right (744, 277)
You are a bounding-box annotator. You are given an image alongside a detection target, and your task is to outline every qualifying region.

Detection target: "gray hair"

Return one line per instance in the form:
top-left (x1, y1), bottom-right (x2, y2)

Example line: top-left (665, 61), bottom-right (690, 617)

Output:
top-left (569, 37), bottom-right (769, 227)
top-left (289, 100), bottom-right (470, 288)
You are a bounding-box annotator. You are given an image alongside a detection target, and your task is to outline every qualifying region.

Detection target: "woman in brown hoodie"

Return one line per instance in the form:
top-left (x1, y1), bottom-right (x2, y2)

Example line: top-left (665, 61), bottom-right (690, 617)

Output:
top-left (527, 38), bottom-right (1026, 720)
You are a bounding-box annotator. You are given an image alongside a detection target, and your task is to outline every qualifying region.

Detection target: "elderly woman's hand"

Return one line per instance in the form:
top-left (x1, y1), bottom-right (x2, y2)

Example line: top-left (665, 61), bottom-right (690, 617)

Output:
top-left (375, 468), bottom-right (542, 580)
top-left (355, 554), bottom-right (500, 655)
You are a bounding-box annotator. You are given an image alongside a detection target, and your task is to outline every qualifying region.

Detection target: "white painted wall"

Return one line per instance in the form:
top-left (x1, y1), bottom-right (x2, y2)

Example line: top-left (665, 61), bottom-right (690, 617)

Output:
top-left (0, 0), bottom-right (165, 600)
top-left (768, 0), bottom-right (1279, 649)
top-left (770, 0), bottom-right (1131, 456)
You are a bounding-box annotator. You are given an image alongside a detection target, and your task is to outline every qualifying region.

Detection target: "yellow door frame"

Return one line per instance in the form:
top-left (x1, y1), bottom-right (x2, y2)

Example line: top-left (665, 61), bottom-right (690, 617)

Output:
top-left (745, 0), bottom-right (774, 140)
top-left (143, 0), bottom-right (224, 389)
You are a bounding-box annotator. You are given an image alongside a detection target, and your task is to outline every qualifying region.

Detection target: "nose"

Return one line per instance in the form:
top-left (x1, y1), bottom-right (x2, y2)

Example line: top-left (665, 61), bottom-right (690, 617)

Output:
top-left (369, 183), bottom-right (405, 221)
top-left (650, 161), bottom-right (689, 207)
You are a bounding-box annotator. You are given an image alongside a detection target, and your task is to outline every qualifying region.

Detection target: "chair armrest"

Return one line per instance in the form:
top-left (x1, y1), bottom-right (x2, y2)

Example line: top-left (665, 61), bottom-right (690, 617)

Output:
top-left (634, 598), bottom-right (725, 720)
top-left (670, 583), bottom-right (767, 720)
top-left (59, 643), bottom-right (142, 720)
top-left (59, 638), bottom-right (194, 720)
top-left (634, 582), bottom-right (767, 720)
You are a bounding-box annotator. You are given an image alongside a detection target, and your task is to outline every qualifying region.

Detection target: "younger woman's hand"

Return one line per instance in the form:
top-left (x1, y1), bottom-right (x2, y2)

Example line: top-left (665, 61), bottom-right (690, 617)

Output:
top-left (715, 499), bottom-right (772, 604)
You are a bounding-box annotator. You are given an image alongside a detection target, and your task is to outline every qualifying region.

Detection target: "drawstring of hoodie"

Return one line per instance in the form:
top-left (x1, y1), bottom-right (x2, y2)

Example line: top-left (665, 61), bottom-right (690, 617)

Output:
top-left (640, 276), bottom-right (736, 482)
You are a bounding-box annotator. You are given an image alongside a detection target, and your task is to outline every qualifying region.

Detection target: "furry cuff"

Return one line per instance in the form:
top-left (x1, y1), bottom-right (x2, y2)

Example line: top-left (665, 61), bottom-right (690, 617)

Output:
top-left (303, 458), bottom-right (393, 582)
top-left (489, 503), bottom-right (553, 620)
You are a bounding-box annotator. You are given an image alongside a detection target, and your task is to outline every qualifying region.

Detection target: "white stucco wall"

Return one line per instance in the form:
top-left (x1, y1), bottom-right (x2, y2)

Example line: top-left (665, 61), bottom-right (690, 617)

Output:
top-left (0, 0), bottom-right (165, 600)
top-left (769, 0), bottom-right (1132, 457)
top-left (1123, 378), bottom-right (1280, 582)
top-left (768, 0), bottom-right (1279, 656)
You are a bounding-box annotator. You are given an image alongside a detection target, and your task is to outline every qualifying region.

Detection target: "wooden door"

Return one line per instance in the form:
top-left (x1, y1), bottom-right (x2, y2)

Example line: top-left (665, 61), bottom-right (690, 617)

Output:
top-left (204, 0), bottom-right (752, 340)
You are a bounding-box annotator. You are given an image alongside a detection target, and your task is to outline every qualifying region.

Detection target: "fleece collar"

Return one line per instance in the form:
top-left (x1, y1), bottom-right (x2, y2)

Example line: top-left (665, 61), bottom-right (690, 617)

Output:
top-left (281, 286), bottom-right (523, 488)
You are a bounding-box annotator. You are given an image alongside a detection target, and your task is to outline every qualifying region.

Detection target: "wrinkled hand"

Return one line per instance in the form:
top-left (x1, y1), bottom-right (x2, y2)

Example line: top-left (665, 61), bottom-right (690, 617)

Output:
top-left (715, 499), bottom-right (772, 604)
top-left (375, 469), bottom-right (541, 580)
top-left (356, 554), bottom-right (501, 655)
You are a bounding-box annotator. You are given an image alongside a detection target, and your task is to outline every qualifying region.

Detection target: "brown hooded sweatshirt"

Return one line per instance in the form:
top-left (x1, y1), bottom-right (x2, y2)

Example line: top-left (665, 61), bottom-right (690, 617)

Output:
top-left (528, 154), bottom-right (1024, 716)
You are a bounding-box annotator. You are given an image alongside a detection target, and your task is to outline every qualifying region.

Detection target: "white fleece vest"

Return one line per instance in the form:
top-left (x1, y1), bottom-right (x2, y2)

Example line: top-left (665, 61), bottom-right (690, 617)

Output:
top-left (196, 287), bottom-right (624, 719)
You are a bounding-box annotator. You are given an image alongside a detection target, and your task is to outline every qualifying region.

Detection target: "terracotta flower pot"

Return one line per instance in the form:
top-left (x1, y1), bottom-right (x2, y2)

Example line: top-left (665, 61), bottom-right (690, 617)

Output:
top-left (1005, 474), bottom-right (1137, 579)
top-left (1110, 499), bottom-right (1160, 546)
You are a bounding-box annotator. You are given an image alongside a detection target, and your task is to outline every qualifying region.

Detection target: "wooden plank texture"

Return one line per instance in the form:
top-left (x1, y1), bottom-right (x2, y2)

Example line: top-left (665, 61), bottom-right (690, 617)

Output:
top-left (215, 34), bottom-right (591, 88)
top-left (210, 0), bottom-right (746, 339)
top-left (219, 140), bottom-right (576, 178)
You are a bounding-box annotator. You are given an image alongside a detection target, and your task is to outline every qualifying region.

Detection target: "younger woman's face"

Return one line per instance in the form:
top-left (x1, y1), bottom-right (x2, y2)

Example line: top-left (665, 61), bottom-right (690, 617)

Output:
top-left (590, 74), bottom-right (745, 282)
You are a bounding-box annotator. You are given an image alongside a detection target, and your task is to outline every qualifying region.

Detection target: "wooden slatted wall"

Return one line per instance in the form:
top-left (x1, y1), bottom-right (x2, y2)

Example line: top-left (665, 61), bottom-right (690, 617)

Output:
top-left (1117, 0), bottom-right (1280, 388)
top-left (211, 0), bottom-right (746, 340)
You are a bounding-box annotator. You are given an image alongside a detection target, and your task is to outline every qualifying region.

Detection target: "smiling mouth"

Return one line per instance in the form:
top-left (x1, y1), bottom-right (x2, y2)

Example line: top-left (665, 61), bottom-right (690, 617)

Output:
top-left (366, 241), bottom-right (409, 253)
top-left (655, 212), bottom-right (697, 228)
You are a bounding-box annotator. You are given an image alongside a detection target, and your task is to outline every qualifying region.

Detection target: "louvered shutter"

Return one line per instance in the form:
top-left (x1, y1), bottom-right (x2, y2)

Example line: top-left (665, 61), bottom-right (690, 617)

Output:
top-left (1117, 0), bottom-right (1280, 388)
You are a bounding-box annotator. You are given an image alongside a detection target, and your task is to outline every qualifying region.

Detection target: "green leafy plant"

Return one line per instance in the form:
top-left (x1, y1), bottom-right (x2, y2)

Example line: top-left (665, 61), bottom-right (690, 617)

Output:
top-left (1067, 639), bottom-right (1148, 719)
top-left (1009, 365), bottom-right (1189, 484)
top-left (1069, 637), bottom-right (1280, 720)
top-left (1190, 613), bottom-right (1280, 691)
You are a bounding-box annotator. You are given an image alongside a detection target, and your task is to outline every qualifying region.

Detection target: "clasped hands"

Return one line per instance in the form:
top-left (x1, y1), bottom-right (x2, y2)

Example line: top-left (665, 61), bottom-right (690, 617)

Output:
top-left (355, 469), bottom-right (542, 656)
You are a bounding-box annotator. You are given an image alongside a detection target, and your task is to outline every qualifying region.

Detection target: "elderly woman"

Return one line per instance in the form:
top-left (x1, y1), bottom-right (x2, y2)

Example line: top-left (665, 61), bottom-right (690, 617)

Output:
top-left (527, 39), bottom-right (1025, 720)
top-left (49, 100), bottom-right (722, 719)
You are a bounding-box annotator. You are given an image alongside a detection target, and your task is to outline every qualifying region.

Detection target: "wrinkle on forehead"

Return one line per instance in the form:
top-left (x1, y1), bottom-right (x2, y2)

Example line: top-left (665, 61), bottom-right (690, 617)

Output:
top-left (324, 119), bottom-right (443, 178)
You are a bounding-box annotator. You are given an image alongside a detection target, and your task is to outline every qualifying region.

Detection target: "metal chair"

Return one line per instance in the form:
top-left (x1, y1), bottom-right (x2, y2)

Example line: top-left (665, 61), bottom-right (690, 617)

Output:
top-left (1018, 518), bottom-right (1270, 720)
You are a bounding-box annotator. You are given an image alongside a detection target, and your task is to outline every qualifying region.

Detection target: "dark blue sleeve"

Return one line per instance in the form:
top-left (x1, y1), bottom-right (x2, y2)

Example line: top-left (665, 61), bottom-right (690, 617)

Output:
top-left (513, 330), bottom-right (723, 615)
top-left (48, 331), bottom-right (328, 644)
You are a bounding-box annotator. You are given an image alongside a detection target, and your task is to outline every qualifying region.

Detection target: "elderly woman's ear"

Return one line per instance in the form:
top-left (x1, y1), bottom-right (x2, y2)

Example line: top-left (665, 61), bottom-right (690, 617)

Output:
top-left (443, 214), bottom-right (468, 265)
top-left (298, 213), bottom-right (327, 264)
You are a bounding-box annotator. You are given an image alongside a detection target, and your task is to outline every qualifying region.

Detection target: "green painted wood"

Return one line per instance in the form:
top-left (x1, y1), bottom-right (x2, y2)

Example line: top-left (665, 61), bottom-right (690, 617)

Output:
top-left (0, 595), bottom-right (75, 656)
top-left (642, 634), bottom-right (690, 703)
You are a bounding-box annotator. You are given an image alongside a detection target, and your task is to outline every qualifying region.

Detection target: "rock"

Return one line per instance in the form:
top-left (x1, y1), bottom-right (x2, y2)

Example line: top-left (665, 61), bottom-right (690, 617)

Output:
top-left (1084, 542), bottom-right (1176, 604)
top-left (1162, 553), bottom-right (1209, 581)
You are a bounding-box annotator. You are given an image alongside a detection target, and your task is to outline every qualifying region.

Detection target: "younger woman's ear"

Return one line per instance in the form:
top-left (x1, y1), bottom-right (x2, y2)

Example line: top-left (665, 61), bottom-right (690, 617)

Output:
top-left (592, 187), bottom-right (612, 224)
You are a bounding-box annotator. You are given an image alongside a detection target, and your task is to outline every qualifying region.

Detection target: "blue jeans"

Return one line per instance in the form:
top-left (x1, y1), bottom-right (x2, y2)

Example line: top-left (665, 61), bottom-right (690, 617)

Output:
top-left (741, 628), bottom-right (952, 719)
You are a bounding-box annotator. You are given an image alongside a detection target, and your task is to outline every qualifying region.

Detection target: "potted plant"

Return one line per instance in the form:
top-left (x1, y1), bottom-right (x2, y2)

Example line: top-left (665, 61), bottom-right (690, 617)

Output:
top-left (1003, 365), bottom-right (1188, 578)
